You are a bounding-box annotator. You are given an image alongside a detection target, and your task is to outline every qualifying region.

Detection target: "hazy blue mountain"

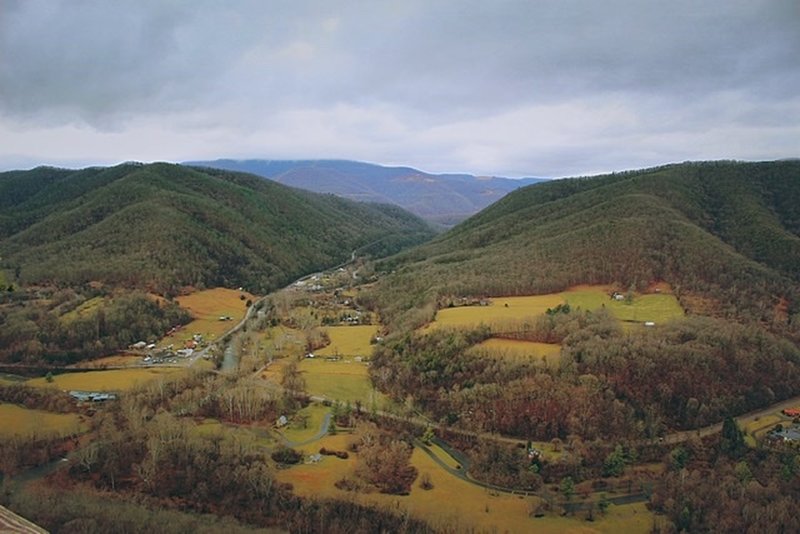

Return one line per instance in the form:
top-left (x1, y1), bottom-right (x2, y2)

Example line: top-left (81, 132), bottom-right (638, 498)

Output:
top-left (185, 159), bottom-right (546, 226)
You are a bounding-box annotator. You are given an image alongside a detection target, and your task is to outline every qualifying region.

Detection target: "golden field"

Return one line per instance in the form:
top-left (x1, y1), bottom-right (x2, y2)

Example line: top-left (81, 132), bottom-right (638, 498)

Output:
top-left (0, 403), bottom-right (85, 438)
top-left (427, 286), bottom-right (684, 331)
top-left (27, 368), bottom-right (183, 392)
top-left (315, 325), bottom-right (378, 358)
top-left (279, 434), bottom-right (652, 533)
top-left (161, 288), bottom-right (256, 347)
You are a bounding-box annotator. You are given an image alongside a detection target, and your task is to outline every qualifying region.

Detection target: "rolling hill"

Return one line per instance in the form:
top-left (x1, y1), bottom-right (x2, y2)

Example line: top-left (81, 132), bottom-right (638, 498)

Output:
top-left (184, 159), bottom-right (546, 226)
top-left (373, 160), bottom-right (800, 327)
top-left (0, 162), bottom-right (435, 294)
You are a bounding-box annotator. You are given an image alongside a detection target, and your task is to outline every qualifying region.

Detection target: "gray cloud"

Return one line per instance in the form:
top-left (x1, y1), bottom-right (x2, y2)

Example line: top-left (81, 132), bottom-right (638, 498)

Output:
top-left (0, 0), bottom-right (797, 176)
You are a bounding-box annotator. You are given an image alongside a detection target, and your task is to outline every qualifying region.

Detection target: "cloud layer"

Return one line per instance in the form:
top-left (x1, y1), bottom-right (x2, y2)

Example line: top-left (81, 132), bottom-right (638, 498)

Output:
top-left (1, 0), bottom-right (798, 176)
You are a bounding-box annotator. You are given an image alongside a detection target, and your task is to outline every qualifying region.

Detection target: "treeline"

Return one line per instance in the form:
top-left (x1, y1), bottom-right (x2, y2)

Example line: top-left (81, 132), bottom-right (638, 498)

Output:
top-left (563, 316), bottom-right (800, 430)
top-left (0, 383), bottom-right (77, 413)
top-left (649, 434), bottom-right (800, 533)
top-left (0, 288), bottom-right (190, 365)
top-left (371, 310), bottom-right (800, 441)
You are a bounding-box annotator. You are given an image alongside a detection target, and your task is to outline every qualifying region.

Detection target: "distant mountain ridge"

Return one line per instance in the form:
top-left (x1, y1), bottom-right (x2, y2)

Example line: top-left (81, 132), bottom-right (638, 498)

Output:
top-left (184, 159), bottom-right (546, 226)
top-left (0, 162), bottom-right (435, 294)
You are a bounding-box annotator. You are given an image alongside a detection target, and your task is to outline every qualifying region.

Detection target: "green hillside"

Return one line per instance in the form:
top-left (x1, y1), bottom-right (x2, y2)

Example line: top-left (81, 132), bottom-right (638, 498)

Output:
top-left (0, 163), bottom-right (435, 294)
top-left (374, 160), bottom-right (800, 327)
top-left (367, 160), bottom-right (800, 443)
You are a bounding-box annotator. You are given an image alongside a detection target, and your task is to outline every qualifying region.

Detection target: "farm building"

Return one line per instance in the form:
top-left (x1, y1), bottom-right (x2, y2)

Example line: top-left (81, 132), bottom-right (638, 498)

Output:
top-left (276, 415), bottom-right (288, 427)
top-left (782, 408), bottom-right (800, 418)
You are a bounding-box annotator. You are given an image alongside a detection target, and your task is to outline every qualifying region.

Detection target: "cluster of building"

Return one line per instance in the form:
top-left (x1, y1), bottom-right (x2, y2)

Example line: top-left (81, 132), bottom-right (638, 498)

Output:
top-left (134, 333), bottom-right (207, 365)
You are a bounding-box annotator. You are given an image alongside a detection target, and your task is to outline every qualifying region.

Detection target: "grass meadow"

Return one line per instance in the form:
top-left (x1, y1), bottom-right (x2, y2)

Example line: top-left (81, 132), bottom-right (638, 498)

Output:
top-left (27, 368), bottom-right (183, 391)
top-left (0, 403), bottom-right (85, 438)
top-left (297, 359), bottom-right (383, 405)
top-left (315, 325), bottom-right (378, 358)
top-left (427, 285), bottom-right (684, 332)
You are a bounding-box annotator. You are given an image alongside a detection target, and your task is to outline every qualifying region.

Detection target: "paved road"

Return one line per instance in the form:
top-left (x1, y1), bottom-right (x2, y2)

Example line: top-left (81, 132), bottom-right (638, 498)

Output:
top-left (279, 413), bottom-right (333, 448)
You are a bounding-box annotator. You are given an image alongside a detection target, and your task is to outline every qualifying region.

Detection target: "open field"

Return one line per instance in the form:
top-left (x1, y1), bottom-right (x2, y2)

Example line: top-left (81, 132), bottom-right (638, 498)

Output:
top-left (564, 288), bottom-right (684, 324)
top-left (0, 403), bottom-right (85, 438)
top-left (426, 286), bottom-right (684, 331)
top-left (471, 338), bottom-right (562, 367)
top-left (27, 368), bottom-right (183, 391)
top-left (160, 288), bottom-right (255, 347)
top-left (298, 359), bottom-right (383, 405)
top-left (279, 434), bottom-right (652, 533)
top-left (427, 294), bottom-right (564, 330)
top-left (315, 325), bottom-right (378, 358)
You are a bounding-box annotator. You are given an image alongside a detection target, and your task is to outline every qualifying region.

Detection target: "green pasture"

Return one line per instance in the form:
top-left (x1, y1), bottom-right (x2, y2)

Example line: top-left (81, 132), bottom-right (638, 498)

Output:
top-left (298, 359), bottom-right (383, 405)
top-left (316, 325), bottom-right (378, 358)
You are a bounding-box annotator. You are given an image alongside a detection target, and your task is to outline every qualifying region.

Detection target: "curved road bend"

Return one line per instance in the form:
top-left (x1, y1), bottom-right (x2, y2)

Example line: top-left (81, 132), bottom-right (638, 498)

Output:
top-left (415, 438), bottom-right (648, 508)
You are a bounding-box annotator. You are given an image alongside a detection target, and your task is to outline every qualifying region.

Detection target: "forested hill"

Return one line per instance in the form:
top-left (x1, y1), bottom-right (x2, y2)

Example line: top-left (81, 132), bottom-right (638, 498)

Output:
top-left (185, 158), bottom-right (546, 226)
top-left (0, 163), bottom-right (435, 294)
top-left (376, 160), bottom-right (800, 325)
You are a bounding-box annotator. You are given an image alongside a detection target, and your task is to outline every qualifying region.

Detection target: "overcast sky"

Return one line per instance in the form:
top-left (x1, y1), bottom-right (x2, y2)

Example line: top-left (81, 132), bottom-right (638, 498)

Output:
top-left (0, 0), bottom-right (798, 177)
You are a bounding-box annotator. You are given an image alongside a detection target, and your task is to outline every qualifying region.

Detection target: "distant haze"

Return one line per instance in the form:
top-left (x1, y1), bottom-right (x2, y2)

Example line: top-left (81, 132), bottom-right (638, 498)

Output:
top-left (186, 158), bottom-right (547, 225)
top-left (1, 1), bottom-right (798, 176)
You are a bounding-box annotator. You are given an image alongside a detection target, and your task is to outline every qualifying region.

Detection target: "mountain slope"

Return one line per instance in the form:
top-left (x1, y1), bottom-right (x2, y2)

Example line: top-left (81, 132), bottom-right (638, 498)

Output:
top-left (185, 159), bottom-right (546, 226)
top-left (374, 160), bottom-right (800, 325)
top-left (0, 163), bottom-right (435, 294)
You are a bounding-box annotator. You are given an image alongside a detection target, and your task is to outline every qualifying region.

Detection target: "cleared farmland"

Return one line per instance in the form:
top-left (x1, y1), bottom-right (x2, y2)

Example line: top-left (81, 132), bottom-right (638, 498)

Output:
top-left (298, 359), bottom-right (382, 405)
top-left (160, 288), bottom-right (255, 347)
top-left (426, 286), bottom-right (684, 331)
top-left (0, 403), bottom-right (85, 438)
top-left (27, 368), bottom-right (182, 391)
top-left (315, 325), bottom-right (378, 358)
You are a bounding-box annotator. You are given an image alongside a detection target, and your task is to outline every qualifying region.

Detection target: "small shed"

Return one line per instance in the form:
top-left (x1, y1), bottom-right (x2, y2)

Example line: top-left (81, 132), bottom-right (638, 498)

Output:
top-left (276, 415), bottom-right (288, 428)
